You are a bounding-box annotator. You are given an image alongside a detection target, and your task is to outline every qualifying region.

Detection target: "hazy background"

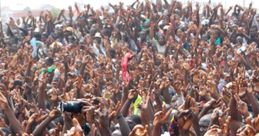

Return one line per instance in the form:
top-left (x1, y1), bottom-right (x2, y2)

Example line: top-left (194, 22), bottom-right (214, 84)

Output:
top-left (1, 0), bottom-right (258, 23)
top-left (1, 0), bottom-right (258, 10)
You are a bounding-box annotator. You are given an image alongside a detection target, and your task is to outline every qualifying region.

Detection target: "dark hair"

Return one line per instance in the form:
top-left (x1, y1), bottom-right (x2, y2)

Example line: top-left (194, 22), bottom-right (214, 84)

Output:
top-left (33, 32), bottom-right (41, 41)
top-left (110, 49), bottom-right (116, 58)
top-left (46, 57), bottom-right (54, 66)
top-left (131, 115), bottom-right (142, 125)
top-left (81, 123), bottom-right (91, 135)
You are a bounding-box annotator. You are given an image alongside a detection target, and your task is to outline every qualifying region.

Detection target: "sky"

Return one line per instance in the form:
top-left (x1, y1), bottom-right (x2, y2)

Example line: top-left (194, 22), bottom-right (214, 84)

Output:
top-left (1, 0), bottom-right (138, 10)
top-left (1, 0), bottom-right (259, 10)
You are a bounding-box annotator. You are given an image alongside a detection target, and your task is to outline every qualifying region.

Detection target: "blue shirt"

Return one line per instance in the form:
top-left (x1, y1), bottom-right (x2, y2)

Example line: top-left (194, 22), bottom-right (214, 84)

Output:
top-left (30, 37), bottom-right (43, 59)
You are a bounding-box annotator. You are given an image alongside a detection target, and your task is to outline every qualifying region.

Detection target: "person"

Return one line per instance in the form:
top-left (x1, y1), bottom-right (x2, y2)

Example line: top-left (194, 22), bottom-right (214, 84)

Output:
top-left (0, 0), bottom-right (258, 136)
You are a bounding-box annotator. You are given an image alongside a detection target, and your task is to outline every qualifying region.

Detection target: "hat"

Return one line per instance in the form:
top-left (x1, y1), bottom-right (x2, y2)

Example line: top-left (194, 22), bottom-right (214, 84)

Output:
top-left (178, 21), bottom-right (187, 29)
top-left (34, 27), bottom-right (40, 33)
top-left (50, 41), bottom-right (63, 49)
top-left (158, 20), bottom-right (166, 27)
top-left (161, 132), bottom-right (170, 136)
top-left (68, 72), bottom-right (77, 77)
top-left (199, 113), bottom-right (212, 127)
top-left (55, 24), bottom-right (63, 30)
top-left (112, 130), bottom-right (122, 136)
top-left (163, 25), bottom-right (170, 30)
top-left (201, 19), bottom-right (209, 26)
top-left (65, 27), bottom-right (74, 32)
top-left (94, 32), bottom-right (102, 38)
top-left (201, 63), bottom-right (207, 70)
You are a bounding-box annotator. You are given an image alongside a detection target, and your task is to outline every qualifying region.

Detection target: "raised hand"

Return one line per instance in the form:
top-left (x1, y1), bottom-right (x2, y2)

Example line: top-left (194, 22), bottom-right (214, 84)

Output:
top-left (98, 108), bottom-right (110, 128)
top-left (236, 124), bottom-right (256, 136)
top-left (128, 89), bottom-right (138, 101)
top-left (140, 93), bottom-right (151, 125)
top-left (203, 99), bottom-right (216, 108)
top-left (204, 125), bottom-right (223, 136)
top-left (109, 101), bottom-right (122, 120)
top-left (153, 106), bottom-right (172, 126)
top-left (234, 95), bottom-right (249, 116)
top-left (64, 118), bottom-right (84, 136)
top-left (49, 108), bottom-right (61, 119)
top-left (82, 105), bottom-right (95, 124)
top-left (129, 124), bottom-right (148, 136)
top-left (252, 115), bottom-right (259, 131)
top-left (27, 113), bottom-right (40, 124)
top-left (0, 91), bottom-right (9, 110)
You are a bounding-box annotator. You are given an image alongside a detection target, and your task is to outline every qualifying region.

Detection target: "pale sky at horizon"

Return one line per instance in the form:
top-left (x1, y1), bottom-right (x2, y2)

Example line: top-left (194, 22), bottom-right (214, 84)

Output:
top-left (1, 0), bottom-right (258, 11)
top-left (1, 0), bottom-right (138, 10)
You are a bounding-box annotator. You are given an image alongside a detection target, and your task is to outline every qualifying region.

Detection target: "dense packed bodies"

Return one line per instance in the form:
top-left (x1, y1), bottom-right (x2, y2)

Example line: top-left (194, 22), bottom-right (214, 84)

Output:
top-left (0, 0), bottom-right (258, 136)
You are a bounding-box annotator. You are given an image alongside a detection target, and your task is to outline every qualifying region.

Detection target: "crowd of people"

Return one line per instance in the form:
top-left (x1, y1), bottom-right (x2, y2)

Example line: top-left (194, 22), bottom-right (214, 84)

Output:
top-left (0, 0), bottom-right (258, 135)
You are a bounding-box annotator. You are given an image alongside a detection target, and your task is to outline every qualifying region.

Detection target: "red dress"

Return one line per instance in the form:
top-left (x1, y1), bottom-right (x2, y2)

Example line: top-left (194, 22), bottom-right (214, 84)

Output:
top-left (121, 52), bottom-right (133, 85)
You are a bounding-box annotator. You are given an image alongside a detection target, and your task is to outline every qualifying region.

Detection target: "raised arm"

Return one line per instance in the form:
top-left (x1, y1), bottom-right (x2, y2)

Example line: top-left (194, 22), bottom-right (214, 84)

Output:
top-left (38, 75), bottom-right (47, 110)
top-left (246, 85), bottom-right (259, 116)
top-left (0, 92), bottom-right (23, 135)
top-left (121, 89), bottom-right (137, 116)
top-left (131, 0), bottom-right (139, 8)
top-left (56, 9), bottom-right (65, 21)
top-left (149, 21), bottom-right (156, 40)
top-left (32, 109), bottom-right (60, 136)
top-left (225, 6), bottom-right (233, 16)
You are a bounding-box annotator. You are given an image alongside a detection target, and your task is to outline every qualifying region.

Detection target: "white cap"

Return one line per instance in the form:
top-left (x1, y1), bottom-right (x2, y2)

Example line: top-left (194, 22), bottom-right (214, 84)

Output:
top-left (34, 27), bottom-right (40, 33)
top-left (111, 129), bottom-right (121, 136)
top-left (55, 24), bottom-right (63, 29)
top-left (161, 132), bottom-right (170, 136)
top-left (201, 19), bottom-right (209, 25)
top-left (158, 20), bottom-right (165, 26)
top-left (163, 25), bottom-right (170, 30)
top-left (65, 27), bottom-right (74, 32)
top-left (140, 14), bottom-right (146, 19)
top-left (201, 63), bottom-right (207, 70)
top-left (94, 32), bottom-right (102, 38)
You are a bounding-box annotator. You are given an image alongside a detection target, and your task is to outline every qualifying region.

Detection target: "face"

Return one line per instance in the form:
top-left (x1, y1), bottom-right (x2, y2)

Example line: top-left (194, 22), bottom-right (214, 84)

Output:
top-left (46, 15), bottom-right (52, 22)
top-left (85, 36), bottom-right (92, 45)
top-left (140, 33), bottom-right (146, 41)
top-left (50, 89), bottom-right (58, 102)
top-left (75, 60), bottom-right (81, 69)
top-left (94, 37), bottom-right (101, 44)
top-left (9, 18), bottom-right (15, 27)
top-left (158, 35), bottom-right (166, 45)
top-left (52, 80), bottom-right (59, 89)
top-left (0, 117), bottom-right (6, 127)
